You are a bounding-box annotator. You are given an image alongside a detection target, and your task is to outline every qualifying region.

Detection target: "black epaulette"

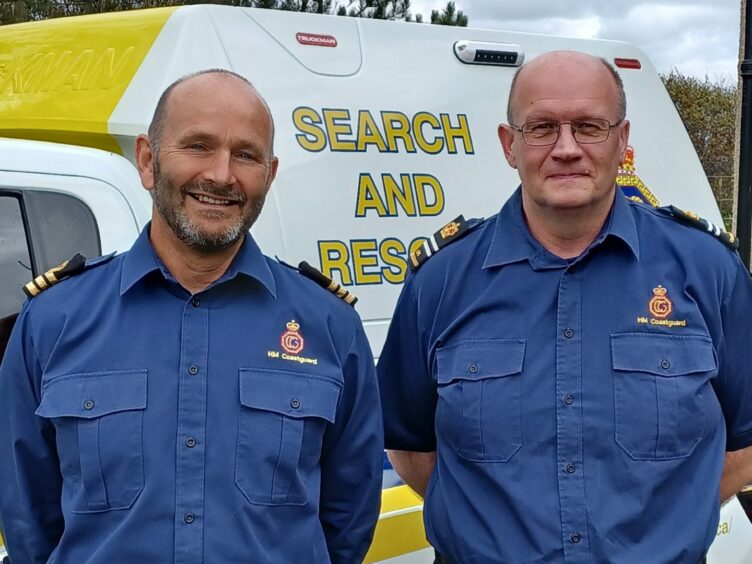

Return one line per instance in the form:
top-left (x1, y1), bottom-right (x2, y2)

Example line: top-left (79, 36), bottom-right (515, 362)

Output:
top-left (409, 215), bottom-right (482, 272)
top-left (660, 205), bottom-right (738, 250)
top-left (298, 261), bottom-right (358, 306)
top-left (22, 253), bottom-right (116, 298)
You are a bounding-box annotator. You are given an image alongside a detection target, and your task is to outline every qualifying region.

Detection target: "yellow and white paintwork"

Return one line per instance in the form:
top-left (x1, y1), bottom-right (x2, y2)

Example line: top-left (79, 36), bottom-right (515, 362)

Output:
top-left (365, 486), bottom-right (429, 562)
top-left (0, 8), bottom-right (174, 153)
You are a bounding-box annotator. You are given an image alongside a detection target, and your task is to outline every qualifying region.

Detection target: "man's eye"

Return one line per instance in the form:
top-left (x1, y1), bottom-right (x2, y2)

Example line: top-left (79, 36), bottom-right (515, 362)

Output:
top-left (525, 122), bottom-right (558, 137)
top-left (189, 143), bottom-right (207, 151)
top-left (573, 121), bottom-right (605, 136)
top-left (237, 151), bottom-right (254, 161)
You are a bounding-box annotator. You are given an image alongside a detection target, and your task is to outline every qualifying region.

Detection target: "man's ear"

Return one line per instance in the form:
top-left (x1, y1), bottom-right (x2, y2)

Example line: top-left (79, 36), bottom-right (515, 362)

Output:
top-left (266, 156), bottom-right (279, 190)
top-left (617, 119), bottom-right (631, 162)
top-left (498, 124), bottom-right (518, 169)
top-left (135, 134), bottom-right (156, 191)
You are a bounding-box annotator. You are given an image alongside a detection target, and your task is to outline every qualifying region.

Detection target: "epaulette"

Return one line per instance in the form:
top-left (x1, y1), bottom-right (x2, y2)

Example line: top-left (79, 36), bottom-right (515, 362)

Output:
top-left (22, 252), bottom-right (116, 298)
top-left (409, 215), bottom-right (483, 272)
top-left (660, 205), bottom-right (738, 250)
top-left (297, 261), bottom-right (358, 306)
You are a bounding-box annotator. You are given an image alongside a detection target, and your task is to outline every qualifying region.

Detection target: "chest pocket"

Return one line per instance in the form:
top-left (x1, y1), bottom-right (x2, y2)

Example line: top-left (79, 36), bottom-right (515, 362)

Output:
top-left (612, 333), bottom-right (717, 460)
top-left (236, 368), bottom-right (341, 506)
top-left (35, 370), bottom-right (147, 513)
top-left (436, 339), bottom-right (525, 462)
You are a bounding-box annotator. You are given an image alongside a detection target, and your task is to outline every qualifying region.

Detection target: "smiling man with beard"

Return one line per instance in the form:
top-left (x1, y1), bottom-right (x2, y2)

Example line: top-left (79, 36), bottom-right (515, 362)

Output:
top-left (0, 70), bottom-right (383, 564)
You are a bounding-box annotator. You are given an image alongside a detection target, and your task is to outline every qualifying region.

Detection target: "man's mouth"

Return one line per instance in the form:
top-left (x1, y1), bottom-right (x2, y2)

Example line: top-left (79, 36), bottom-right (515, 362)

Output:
top-left (548, 172), bottom-right (588, 179)
top-left (188, 192), bottom-right (242, 206)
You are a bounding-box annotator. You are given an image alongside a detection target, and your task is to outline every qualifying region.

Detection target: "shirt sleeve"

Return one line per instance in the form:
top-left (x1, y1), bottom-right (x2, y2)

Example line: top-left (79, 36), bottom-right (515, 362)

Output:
top-left (319, 322), bottom-right (383, 564)
top-left (714, 256), bottom-right (752, 451)
top-left (0, 303), bottom-right (64, 563)
top-left (377, 277), bottom-right (438, 452)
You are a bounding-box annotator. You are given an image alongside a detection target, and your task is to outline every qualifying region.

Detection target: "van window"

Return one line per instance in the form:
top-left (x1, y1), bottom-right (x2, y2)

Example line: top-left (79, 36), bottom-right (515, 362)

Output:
top-left (0, 191), bottom-right (101, 318)
top-left (0, 195), bottom-right (33, 318)
top-left (24, 191), bottom-right (100, 274)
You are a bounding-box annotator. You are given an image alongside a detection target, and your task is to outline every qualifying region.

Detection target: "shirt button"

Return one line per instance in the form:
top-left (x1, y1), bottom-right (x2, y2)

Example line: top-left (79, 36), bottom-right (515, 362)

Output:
top-left (83, 399), bottom-right (95, 410)
top-left (191, 297), bottom-right (200, 308)
top-left (468, 362), bottom-right (479, 374)
top-left (186, 437), bottom-right (196, 448)
top-left (290, 398), bottom-right (301, 409)
top-left (184, 513), bottom-right (195, 524)
top-left (570, 533), bottom-right (581, 544)
top-left (564, 328), bottom-right (574, 339)
top-left (563, 394), bottom-right (574, 405)
top-left (188, 365), bottom-right (199, 375)
top-left (660, 359), bottom-right (671, 370)
top-left (566, 463), bottom-right (576, 474)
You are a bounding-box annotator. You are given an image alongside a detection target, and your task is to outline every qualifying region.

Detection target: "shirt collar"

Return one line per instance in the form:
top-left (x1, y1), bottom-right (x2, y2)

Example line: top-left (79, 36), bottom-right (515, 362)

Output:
top-left (120, 224), bottom-right (277, 297)
top-left (483, 186), bottom-right (640, 270)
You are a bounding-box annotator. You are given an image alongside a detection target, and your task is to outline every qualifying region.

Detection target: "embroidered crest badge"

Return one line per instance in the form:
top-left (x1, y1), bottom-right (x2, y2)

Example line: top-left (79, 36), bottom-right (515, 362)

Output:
top-left (281, 320), bottom-right (304, 354)
top-left (637, 286), bottom-right (687, 328)
top-left (648, 286), bottom-right (672, 319)
top-left (440, 221), bottom-right (460, 239)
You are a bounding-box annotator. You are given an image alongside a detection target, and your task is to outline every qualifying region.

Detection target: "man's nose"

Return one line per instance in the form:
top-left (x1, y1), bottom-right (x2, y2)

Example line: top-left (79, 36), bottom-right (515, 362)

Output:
top-left (550, 124), bottom-right (583, 160)
top-left (201, 150), bottom-right (237, 186)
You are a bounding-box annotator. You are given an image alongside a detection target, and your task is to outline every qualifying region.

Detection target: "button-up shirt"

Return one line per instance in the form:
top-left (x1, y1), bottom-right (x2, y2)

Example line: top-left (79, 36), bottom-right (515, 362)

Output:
top-left (378, 189), bottom-right (752, 563)
top-left (0, 227), bottom-right (382, 564)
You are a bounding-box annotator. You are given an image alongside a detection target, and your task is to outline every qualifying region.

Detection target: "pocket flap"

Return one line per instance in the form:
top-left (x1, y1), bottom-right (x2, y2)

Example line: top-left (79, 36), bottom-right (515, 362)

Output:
top-left (611, 333), bottom-right (717, 376)
top-left (436, 339), bottom-right (526, 384)
top-left (239, 368), bottom-right (341, 423)
top-left (36, 370), bottom-right (147, 419)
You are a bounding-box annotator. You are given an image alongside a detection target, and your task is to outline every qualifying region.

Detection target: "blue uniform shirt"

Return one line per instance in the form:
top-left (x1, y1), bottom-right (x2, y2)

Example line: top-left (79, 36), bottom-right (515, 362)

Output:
top-left (0, 226), bottom-right (383, 564)
top-left (378, 189), bottom-right (752, 563)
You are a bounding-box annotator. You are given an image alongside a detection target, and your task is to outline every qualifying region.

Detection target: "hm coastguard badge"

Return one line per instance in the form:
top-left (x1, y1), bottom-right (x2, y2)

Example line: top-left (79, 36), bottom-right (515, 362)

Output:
top-left (281, 320), bottom-right (304, 354)
top-left (267, 320), bottom-right (318, 365)
top-left (637, 286), bottom-right (687, 328)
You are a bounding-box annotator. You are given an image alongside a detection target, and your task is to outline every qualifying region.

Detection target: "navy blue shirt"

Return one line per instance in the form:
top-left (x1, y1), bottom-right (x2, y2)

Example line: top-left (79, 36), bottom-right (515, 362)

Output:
top-left (378, 189), bottom-right (752, 563)
top-left (0, 227), bottom-right (383, 564)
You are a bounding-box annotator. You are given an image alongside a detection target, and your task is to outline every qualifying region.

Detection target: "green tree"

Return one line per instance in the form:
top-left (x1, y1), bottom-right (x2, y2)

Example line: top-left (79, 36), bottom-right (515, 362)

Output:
top-left (0, 1), bottom-right (28, 23)
top-left (0, 0), bottom-right (469, 23)
top-left (257, 0), bottom-right (332, 12)
top-left (340, 0), bottom-right (421, 22)
top-left (430, 1), bottom-right (466, 26)
top-left (662, 70), bottom-right (736, 228)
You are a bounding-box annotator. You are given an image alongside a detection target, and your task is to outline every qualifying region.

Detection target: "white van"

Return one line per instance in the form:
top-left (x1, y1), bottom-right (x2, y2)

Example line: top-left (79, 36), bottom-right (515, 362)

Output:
top-left (0, 5), bottom-right (750, 562)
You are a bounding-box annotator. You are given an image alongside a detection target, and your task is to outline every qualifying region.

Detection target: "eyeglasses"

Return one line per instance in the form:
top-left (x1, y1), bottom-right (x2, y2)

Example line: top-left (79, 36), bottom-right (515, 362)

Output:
top-left (508, 118), bottom-right (623, 146)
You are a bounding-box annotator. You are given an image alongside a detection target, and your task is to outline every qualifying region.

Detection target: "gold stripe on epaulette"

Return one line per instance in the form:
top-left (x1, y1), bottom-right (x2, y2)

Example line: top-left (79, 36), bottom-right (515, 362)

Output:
top-left (24, 281), bottom-right (40, 297)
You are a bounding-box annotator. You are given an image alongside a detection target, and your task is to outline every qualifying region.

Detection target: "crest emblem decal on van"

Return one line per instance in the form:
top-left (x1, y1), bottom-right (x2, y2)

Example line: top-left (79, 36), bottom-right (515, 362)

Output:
top-left (617, 146), bottom-right (659, 207)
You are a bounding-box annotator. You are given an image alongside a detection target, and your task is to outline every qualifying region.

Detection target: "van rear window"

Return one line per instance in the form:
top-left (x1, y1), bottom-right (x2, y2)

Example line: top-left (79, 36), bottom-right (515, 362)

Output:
top-left (0, 194), bottom-right (33, 318)
top-left (0, 191), bottom-right (101, 319)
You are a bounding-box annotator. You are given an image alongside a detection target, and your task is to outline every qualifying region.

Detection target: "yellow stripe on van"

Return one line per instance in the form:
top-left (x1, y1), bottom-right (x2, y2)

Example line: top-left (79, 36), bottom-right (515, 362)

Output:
top-left (0, 8), bottom-right (176, 154)
top-left (365, 485), bottom-right (430, 562)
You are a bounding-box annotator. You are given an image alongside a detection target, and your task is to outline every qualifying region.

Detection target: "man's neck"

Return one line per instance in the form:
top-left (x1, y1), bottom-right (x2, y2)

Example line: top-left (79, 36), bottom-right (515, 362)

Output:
top-left (149, 216), bottom-right (243, 294)
top-left (522, 195), bottom-right (614, 260)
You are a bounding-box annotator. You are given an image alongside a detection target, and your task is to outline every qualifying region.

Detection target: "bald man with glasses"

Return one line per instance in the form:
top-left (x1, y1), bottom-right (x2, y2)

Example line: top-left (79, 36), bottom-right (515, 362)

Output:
top-left (377, 51), bottom-right (752, 563)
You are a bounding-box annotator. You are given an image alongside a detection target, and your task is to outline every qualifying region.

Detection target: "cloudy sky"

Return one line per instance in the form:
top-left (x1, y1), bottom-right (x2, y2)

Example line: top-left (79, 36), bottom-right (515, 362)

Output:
top-left (410, 0), bottom-right (741, 82)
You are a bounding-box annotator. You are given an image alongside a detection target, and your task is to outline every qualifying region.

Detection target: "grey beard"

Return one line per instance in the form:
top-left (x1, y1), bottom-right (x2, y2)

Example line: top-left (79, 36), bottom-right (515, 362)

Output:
top-left (151, 163), bottom-right (264, 253)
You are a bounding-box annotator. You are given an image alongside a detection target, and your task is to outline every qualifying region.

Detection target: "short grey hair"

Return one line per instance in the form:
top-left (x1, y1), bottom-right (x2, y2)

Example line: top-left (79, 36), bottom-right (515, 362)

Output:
top-left (506, 54), bottom-right (627, 124)
top-left (147, 69), bottom-right (275, 157)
